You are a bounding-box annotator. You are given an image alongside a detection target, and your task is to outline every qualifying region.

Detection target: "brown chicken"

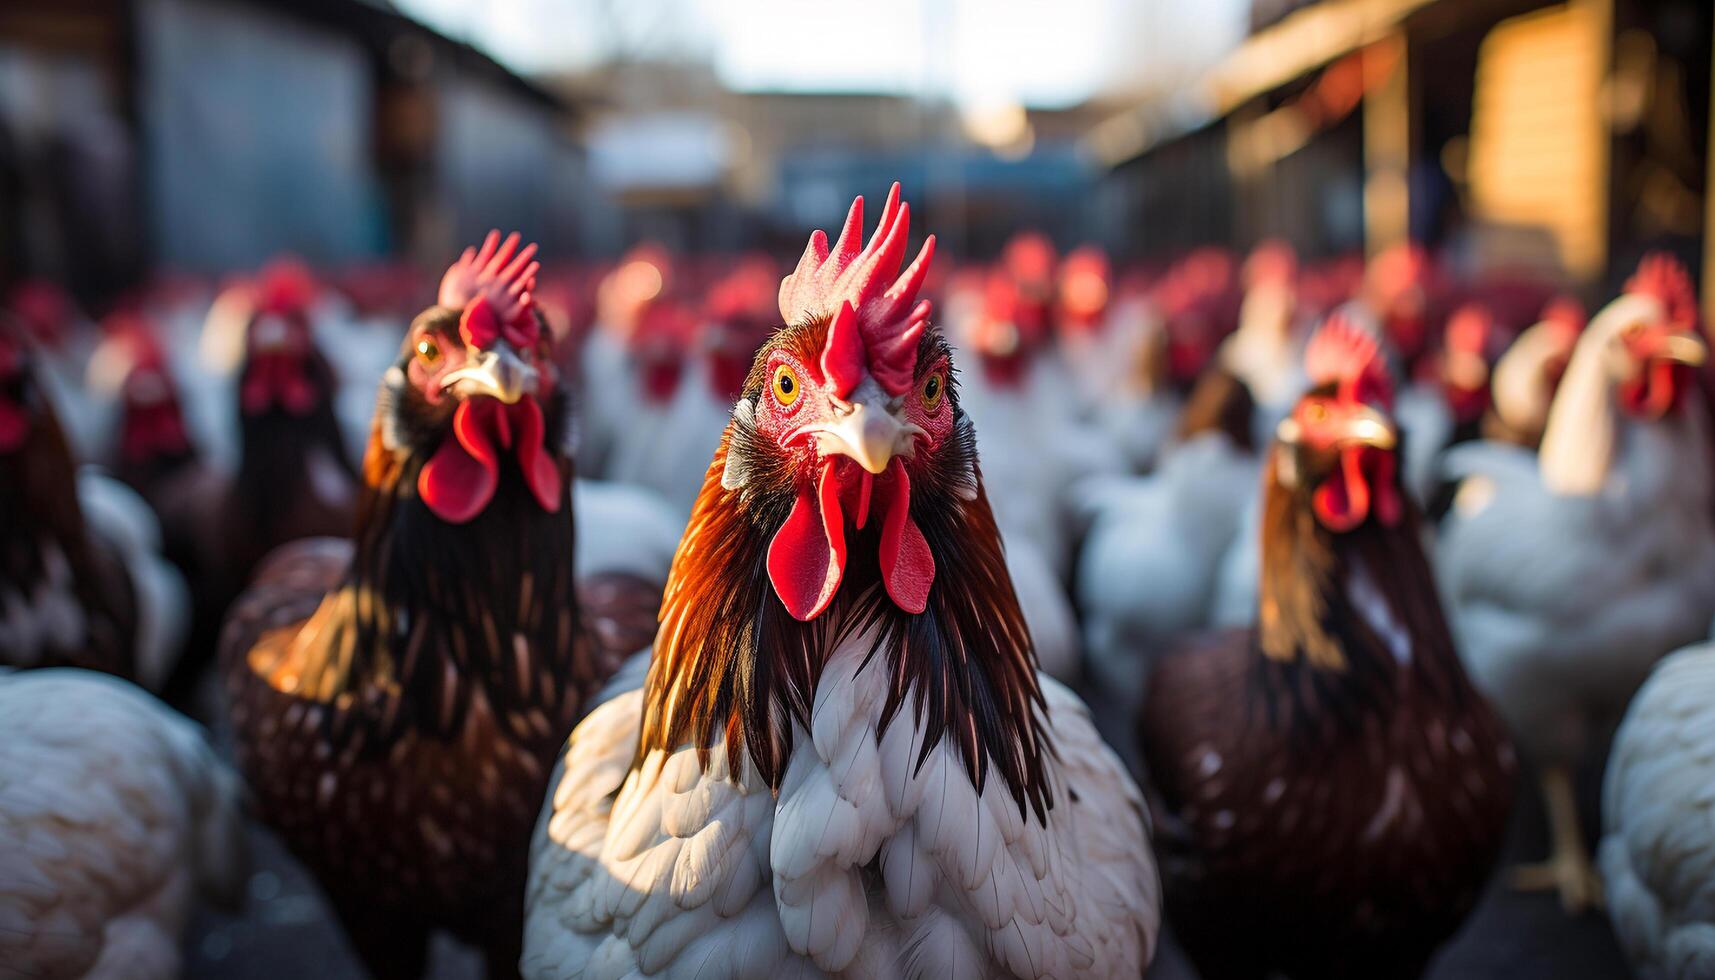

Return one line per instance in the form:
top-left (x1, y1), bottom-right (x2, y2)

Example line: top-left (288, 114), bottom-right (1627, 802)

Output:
top-left (1139, 316), bottom-right (1516, 980)
top-left (0, 325), bottom-right (137, 676)
top-left (221, 233), bottom-right (659, 978)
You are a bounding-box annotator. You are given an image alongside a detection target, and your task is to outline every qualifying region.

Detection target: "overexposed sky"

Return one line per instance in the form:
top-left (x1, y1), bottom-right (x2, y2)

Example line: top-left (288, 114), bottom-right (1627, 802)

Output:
top-left (391, 0), bottom-right (1247, 108)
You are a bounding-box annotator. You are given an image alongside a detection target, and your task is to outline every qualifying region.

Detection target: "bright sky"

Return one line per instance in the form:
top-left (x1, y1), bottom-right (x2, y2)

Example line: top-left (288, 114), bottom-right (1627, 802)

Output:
top-left (391, 0), bottom-right (1247, 108)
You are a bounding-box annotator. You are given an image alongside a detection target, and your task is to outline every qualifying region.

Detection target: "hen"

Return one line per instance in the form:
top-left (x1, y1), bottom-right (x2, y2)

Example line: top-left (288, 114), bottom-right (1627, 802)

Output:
top-left (0, 325), bottom-right (187, 688)
top-left (1599, 626), bottom-right (1715, 980)
top-left (1436, 254), bottom-right (1715, 911)
top-left (221, 233), bottom-right (668, 978)
top-left (0, 667), bottom-right (246, 979)
top-left (1484, 296), bottom-right (1586, 449)
top-left (1140, 316), bottom-right (1516, 980)
top-left (525, 185), bottom-right (1159, 979)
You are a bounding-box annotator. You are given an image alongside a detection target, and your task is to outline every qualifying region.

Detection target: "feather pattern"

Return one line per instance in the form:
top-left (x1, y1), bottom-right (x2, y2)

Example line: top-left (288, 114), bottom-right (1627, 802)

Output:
top-left (0, 668), bottom-right (246, 980)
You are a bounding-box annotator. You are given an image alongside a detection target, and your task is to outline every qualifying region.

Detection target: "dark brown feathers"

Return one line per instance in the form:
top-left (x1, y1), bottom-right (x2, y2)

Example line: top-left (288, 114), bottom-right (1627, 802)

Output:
top-left (0, 380), bottom-right (138, 678)
top-left (1139, 443), bottom-right (1515, 980)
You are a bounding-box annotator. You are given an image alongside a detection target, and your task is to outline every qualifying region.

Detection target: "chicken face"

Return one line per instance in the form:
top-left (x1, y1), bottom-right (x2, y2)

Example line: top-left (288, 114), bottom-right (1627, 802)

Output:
top-left (1609, 253), bottom-right (1708, 420)
top-left (1280, 316), bottom-right (1402, 533)
top-left (1610, 318), bottom-right (1705, 420)
top-left (238, 307), bottom-right (324, 418)
top-left (720, 184), bottom-right (943, 621)
top-left (378, 232), bottom-right (562, 525)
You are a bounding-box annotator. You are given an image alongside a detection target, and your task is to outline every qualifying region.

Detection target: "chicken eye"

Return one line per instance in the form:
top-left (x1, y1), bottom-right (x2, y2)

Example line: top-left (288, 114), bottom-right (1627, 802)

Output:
top-left (920, 370), bottom-right (945, 410)
top-left (1304, 401), bottom-right (1329, 424)
top-left (416, 336), bottom-right (441, 366)
top-left (772, 364), bottom-right (800, 406)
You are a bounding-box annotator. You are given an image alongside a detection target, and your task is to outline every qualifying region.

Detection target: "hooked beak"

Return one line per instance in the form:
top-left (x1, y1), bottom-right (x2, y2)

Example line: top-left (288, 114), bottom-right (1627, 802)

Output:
top-left (1331, 404), bottom-right (1398, 451)
top-left (442, 342), bottom-right (537, 405)
top-left (1654, 332), bottom-right (1708, 367)
top-left (809, 382), bottom-right (923, 475)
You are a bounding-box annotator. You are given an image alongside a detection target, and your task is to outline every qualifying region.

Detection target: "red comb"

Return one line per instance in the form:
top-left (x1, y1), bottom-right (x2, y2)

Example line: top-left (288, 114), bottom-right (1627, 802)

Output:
top-left (440, 230), bottom-right (541, 350)
top-left (1625, 253), bottom-right (1699, 334)
top-left (779, 183), bottom-right (936, 397)
top-left (255, 259), bottom-right (319, 317)
top-left (1307, 313), bottom-right (1392, 407)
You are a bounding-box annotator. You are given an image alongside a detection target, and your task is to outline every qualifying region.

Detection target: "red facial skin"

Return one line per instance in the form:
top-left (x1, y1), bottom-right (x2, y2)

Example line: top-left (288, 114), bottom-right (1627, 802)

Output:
top-left (1287, 393), bottom-right (1403, 534)
top-left (1616, 323), bottom-right (1697, 421)
top-left (407, 318), bottom-right (562, 523)
top-left (753, 344), bottom-right (954, 619)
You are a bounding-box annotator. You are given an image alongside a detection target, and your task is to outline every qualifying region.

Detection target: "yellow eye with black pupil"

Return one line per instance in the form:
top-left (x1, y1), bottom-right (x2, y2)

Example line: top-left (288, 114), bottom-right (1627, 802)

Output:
top-left (1305, 402), bottom-right (1328, 423)
top-left (416, 337), bottom-right (441, 365)
top-left (920, 371), bottom-right (945, 409)
top-left (772, 365), bottom-right (800, 406)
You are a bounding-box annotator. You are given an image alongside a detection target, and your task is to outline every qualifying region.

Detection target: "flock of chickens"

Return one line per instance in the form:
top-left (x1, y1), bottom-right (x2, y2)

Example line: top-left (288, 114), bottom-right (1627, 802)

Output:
top-left (2, 183), bottom-right (1714, 980)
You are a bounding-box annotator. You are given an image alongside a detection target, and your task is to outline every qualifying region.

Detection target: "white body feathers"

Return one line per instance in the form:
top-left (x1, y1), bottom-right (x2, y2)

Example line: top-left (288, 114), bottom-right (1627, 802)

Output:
top-left (1600, 637), bottom-right (1715, 980)
top-left (525, 628), bottom-right (1159, 979)
top-left (0, 669), bottom-right (246, 979)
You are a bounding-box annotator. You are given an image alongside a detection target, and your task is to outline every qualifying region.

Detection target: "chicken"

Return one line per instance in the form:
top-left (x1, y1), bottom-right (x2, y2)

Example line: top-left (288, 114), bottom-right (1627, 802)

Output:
top-left (1599, 628), bottom-right (1715, 979)
top-left (1074, 302), bottom-right (1268, 693)
top-left (0, 667), bottom-right (246, 979)
top-left (1436, 254), bottom-right (1715, 911)
top-left (0, 324), bottom-right (189, 687)
top-left (1140, 316), bottom-right (1516, 980)
top-left (221, 232), bottom-right (669, 978)
top-left (952, 260), bottom-right (1120, 580)
top-left (1484, 296), bottom-right (1586, 449)
top-left (599, 290), bottom-right (749, 520)
top-left (89, 316), bottom-right (223, 587)
top-left (525, 185), bottom-right (1159, 979)
top-left (577, 244), bottom-right (674, 477)
top-left (1394, 302), bottom-right (1502, 507)
top-left (218, 262), bottom-right (360, 582)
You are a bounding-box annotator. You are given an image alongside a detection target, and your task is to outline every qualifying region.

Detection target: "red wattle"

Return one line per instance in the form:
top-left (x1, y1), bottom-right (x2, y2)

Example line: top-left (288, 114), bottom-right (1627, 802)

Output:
top-left (1313, 448), bottom-right (1371, 533)
top-left (417, 396), bottom-right (562, 523)
top-left (877, 461), bottom-right (934, 614)
top-left (768, 460), bottom-right (847, 621)
top-left (419, 400), bottom-right (500, 524)
top-left (511, 396), bottom-right (563, 513)
top-left (241, 355), bottom-right (316, 416)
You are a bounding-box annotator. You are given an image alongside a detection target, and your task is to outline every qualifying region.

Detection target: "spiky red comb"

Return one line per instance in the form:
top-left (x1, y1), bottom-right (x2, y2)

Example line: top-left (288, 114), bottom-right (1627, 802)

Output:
top-left (779, 183), bottom-right (936, 397)
top-left (440, 230), bottom-right (541, 350)
top-left (1625, 253), bottom-right (1699, 334)
top-left (1306, 313), bottom-right (1392, 406)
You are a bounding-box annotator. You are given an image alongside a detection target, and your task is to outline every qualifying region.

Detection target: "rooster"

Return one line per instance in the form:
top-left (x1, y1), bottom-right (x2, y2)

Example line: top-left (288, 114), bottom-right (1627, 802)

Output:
top-left (0, 325), bottom-right (187, 689)
top-left (0, 667), bottom-right (247, 979)
top-left (525, 186), bottom-right (1159, 979)
top-left (1140, 316), bottom-right (1516, 980)
top-left (221, 232), bottom-right (669, 978)
top-left (1436, 254), bottom-right (1715, 911)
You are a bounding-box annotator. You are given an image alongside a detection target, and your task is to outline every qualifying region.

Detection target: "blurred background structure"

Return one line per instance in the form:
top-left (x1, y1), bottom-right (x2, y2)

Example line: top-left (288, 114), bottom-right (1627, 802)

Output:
top-left (4, 0), bottom-right (1702, 306)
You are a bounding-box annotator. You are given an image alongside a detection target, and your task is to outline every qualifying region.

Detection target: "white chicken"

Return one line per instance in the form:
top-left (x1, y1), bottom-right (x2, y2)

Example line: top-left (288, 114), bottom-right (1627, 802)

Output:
top-left (524, 185), bottom-right (1158, 979)
top-left (1074, 430), bottom-right (1259, 693)
top-left (1600, 627), bottom-right (1715, 980)
top-left (0, 668), bottom-right (246, 979)
top-left (1436, 254), bottom-right (1715, 911)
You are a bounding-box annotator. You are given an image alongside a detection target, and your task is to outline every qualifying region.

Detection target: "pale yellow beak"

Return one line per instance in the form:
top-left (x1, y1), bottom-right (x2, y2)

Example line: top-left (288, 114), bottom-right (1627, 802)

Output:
top-left (1332, 404), bottom-right (1398, 451)
top-left (811, 381), bottom-right (922, 475)
top-left (1658, 332), bottom-right (1708, 367)
top-left (442, 342), bottom-right (537, 404)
